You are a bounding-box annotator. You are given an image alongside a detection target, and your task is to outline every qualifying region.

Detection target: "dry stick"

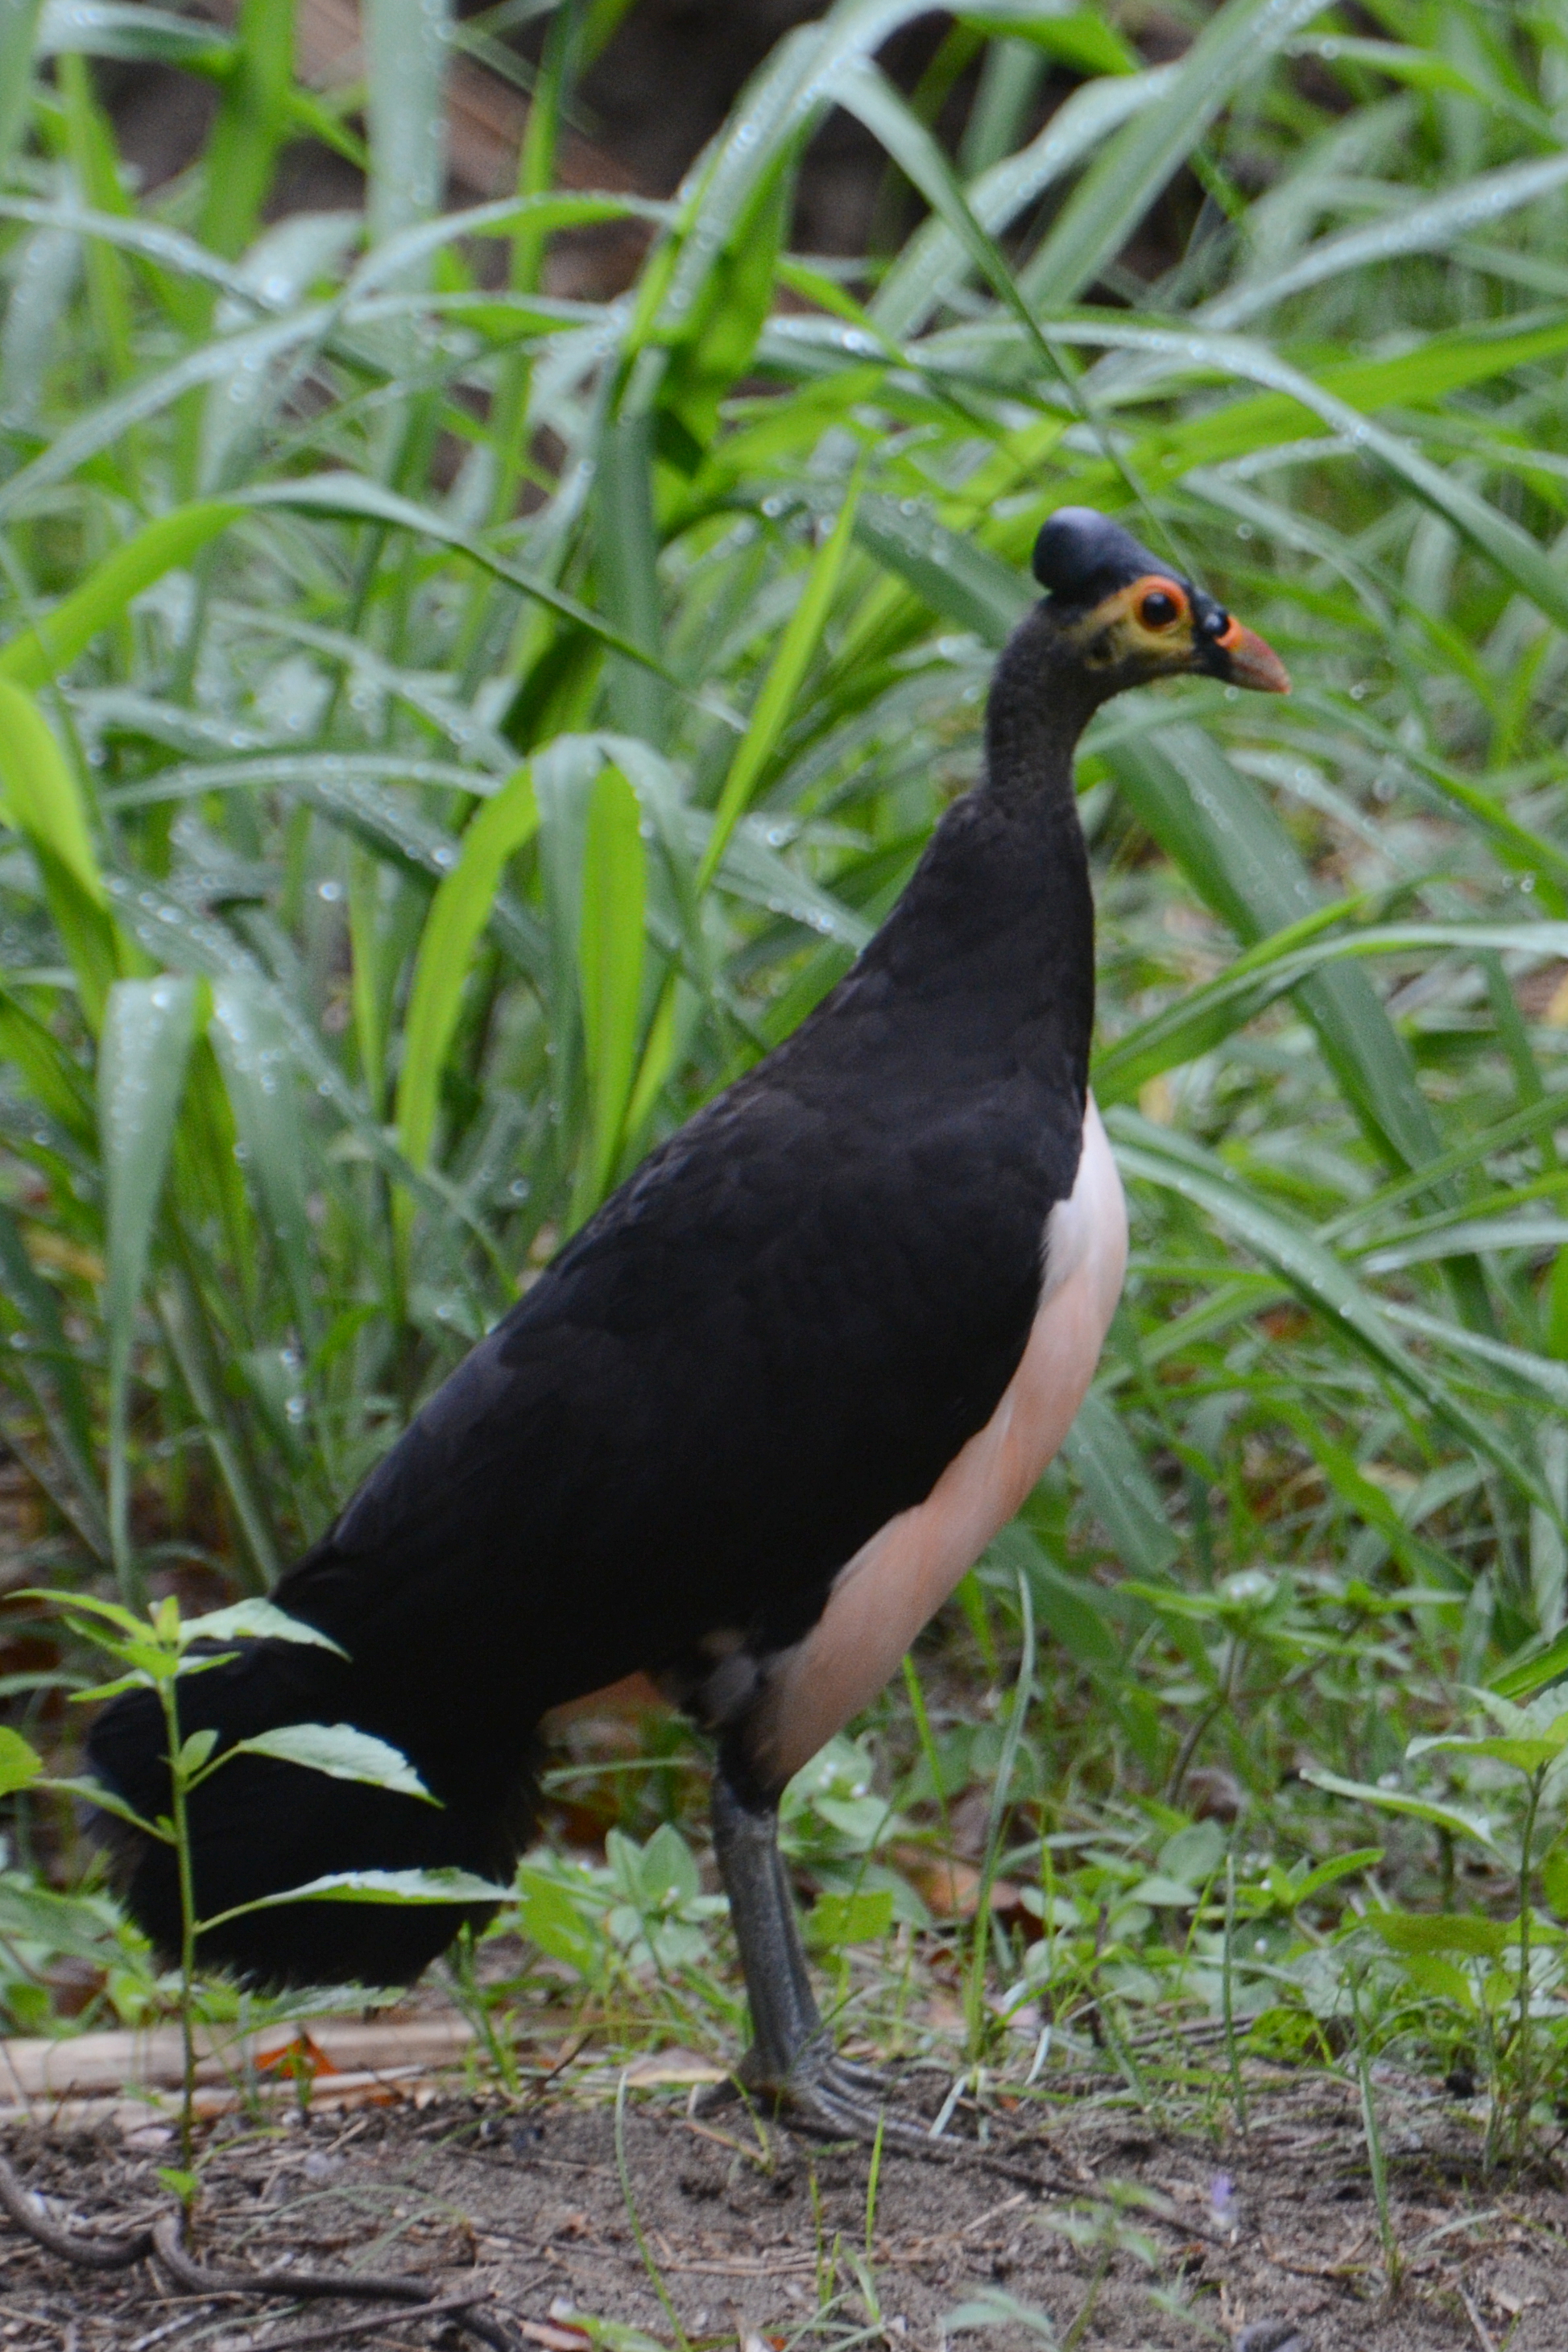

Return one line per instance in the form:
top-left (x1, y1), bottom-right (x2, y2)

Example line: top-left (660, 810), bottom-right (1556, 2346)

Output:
top-left (0, 2155), bottom-right (519, 2352)
top-left (149, 2214), bottom-right (435, 2304)
top-left (150, 2217), bottom-right (523, 2350)
top-left (243, 2288), bottom-right (503, 2351)
top-left (0, 2152), bottom-right (155, 2269)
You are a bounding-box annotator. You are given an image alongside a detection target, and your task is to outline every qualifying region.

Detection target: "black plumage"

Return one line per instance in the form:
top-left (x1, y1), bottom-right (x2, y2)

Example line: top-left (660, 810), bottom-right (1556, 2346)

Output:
top-left (89, 510), bottom-right (1285, 2097)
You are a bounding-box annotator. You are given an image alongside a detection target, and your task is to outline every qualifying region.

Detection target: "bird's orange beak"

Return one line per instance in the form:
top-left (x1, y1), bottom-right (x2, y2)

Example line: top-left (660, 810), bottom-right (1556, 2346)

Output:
top-left (1214, 615), bottom-right (1290, 694)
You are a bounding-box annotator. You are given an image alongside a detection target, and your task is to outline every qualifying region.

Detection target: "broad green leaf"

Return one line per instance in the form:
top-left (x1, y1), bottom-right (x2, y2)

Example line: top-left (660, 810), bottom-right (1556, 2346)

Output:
top-left (227, 1723), bottom-right (439, 1801)
top-left (1544, 1848), bottom-right (1568, 1919)
top-left (515, 1866), bottom-right (604, 1977)
top-left (961, 7), bottom-right (1135, 77)
top-left (242, 474), bottom-right (718, 710)
top-left (1301, 1768), bottom-right (1502, 1855)
top-left (805, 1888), bottom-right (895, 1947)
top-left (595, 411), bottom-right (665, 743)
top-left (1205, 148), bottom-right (1568, 332)
top-left (180, 1598), bottom-right (349, 1656)
top-left (0, 1725), bottom-right (42, 1796)
top-left (199, 1866), bottom-right (511, 1933)
top-left (1492, 1629), bottom-right (1568, 1703)
top-left (1095, 917), bottom-right (1568, 1107)
top-left (178, 1728), bottom-right (218, 1777)
top-left (1289, 1849), bottom-right (1384, 1905)
top-left (989, 1524), bottom-right (1119, 1671)
top-left (208, 976), bottom-right (316, 1341)
top-left (99, 975), bottom-right (197, 1596)
top-left (1365, 1911), bottom-right (1507, 1960)
top-left (39, 1773), bottom-right (162, 1835)
top-left (854, 493), bottom-right (1028, 648)
top-left (1408, 1715), bottom-right (1568, 1774)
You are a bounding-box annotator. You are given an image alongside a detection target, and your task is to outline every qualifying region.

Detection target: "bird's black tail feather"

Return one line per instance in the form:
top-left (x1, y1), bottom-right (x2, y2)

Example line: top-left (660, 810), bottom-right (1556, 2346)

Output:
top-left (87, 1640), bottom-right (529, 1988)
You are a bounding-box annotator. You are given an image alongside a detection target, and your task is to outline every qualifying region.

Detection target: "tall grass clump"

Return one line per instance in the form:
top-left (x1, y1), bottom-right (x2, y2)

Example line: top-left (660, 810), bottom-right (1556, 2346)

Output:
top-left (2, 0), bottom-right (1568, 2130)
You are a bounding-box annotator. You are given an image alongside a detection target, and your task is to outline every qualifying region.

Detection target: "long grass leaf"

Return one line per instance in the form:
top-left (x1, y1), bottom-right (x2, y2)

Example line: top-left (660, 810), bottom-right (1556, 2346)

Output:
top-left (0, 0), bottom-right (39, 173)
top-left (396, 766), bottom-right (540, 1178)
top-left (698, 466), bottom-right (863, 892)
top-left (0, 502), bottom-right (242, 685)
top-left (1110, 1116), bottom-right (1549, 1511)
top-left (0, 678), bottom-right (121, 1025)
top-left (1022, 0), bottom-right (1330, 310)
top-left (574, 764), bottom-right (646, 1219)
top-left (99, 975), bottom-right (197, 1596)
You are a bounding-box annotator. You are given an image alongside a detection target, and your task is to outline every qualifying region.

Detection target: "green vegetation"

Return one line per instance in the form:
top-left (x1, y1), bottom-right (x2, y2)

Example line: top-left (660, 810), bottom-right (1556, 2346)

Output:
top-left (3, 0), bottom-right (1568, 2215)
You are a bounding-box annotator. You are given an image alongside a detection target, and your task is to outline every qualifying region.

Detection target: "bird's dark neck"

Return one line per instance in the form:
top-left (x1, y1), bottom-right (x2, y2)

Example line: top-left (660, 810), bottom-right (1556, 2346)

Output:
top-left (982, 601), bottom-right (1105, 815)
top-left (823, 602), bottom-right (1098, 1104)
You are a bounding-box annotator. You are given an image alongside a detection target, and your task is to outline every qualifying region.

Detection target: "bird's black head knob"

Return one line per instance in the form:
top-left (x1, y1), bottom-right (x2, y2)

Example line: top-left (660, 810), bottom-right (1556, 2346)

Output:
top-left (1029, 505), bottom-right (1289, 694)
top-left (1032, 507), bottom-right (1166, 611)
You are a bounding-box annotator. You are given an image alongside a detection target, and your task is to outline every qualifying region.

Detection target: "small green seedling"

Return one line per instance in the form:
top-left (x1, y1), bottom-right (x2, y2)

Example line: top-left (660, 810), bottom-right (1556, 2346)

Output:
top-left (6, 1589), bottom-right (509, 2177)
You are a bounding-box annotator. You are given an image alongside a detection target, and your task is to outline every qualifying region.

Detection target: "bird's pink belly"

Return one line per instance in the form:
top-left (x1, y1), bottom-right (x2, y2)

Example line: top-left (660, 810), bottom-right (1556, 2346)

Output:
top-left (747, 1095), bottom-right (1127, 1788)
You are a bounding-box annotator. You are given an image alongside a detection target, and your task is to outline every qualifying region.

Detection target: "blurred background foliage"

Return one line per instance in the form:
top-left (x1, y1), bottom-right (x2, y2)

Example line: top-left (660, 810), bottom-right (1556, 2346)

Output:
top-left (2, 0), bottom-right (1568, 2122)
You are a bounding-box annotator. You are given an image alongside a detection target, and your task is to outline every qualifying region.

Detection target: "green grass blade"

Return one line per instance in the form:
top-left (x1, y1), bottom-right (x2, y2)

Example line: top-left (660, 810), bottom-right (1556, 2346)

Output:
top-left (396, 765), bottom-right (540, 1179)
top-left (99, 975), bottom-right (197, 1597)
top-left (698, 465), bottom-right (864, 892)
top-left (871, 64), bottom-right (1169, 338)
top-left (1111, 724), bottom-right (1445, 1181)
top-left (199, 0), bottom-right (296, 261)
top-left (1111, 1116), bottom-right (1549, 1512)
top-left (364, 0), bottom-right (447, 256)
top-left (1061, 1389), bottom-right (1180, 1580)
top-left (1022, 0), bottom-right (1329, 310)
top-left (1204, 148), bottom-right (1568, 331)
top-left (0, 501), bottom-right (242, 685)
top-left (0, 0), bottom-right (39, 176)
top-left (208, 977), bottom-right (317, 1344)
top-left (573, 764), bottom-right (646, 1222)
top-left (0, 677), bottom-right (122, 1025)
top-left (595, 411), bottom-right (666, 743)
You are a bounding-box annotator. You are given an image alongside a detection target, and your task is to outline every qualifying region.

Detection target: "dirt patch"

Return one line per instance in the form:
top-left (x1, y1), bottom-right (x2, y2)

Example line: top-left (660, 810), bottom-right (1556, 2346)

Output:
top-left (2, 2046), bottom-right (1566, 2350)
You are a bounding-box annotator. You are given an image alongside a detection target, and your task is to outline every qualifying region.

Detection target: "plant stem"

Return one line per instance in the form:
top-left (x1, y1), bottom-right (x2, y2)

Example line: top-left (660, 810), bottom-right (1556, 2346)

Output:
top-left (1350, 1969), bottom-right (1400, 2297)
top-left (1512, 1765), bottom-right (1545, 2159)
top-left (1222, 1846), bottom-right (1248, 2139)
top-left (613, 2070), bottom-right (689, 2351)
top-left (156, 1673), bottom-right (198, 2180)
top-left (966, 1571), bottom-right (1034, 2057)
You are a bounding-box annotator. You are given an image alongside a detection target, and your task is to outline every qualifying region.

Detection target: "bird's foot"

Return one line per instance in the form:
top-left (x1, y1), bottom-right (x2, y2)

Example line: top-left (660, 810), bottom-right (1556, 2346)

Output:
top-left (700, 2038), bottom-right (925, 2145)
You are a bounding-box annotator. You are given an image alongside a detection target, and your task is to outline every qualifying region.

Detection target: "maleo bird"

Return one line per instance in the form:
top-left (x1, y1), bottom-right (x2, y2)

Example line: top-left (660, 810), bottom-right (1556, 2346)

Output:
top-left (89, 507), bottom-right (1287, 2133)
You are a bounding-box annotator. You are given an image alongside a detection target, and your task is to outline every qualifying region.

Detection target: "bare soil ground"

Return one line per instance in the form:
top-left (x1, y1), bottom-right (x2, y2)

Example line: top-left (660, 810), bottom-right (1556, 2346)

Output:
top-left (3, 2040), bottom-right (1566, 2351)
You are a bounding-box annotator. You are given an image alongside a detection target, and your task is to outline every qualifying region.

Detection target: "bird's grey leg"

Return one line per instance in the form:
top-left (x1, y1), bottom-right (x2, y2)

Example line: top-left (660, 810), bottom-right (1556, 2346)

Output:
top-left (710, 1771), bottom-right (824, 2084)
top-left (708, 1769), bottom-right (907, 2139)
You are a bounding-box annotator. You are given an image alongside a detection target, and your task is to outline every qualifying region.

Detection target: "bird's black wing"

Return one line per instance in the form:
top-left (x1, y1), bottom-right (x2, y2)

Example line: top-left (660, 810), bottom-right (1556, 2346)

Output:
top-left (277, 1046), bottom-right (1077, 1775)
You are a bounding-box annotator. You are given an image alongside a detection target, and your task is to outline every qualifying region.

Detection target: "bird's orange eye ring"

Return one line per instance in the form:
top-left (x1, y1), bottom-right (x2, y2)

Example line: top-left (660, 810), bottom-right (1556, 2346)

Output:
top-left (1136, 579), bottom-right (1186, 631)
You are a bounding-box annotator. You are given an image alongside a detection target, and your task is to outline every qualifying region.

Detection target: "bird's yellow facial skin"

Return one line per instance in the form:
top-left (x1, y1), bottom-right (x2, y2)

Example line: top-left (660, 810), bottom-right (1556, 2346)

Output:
top-left (1065, 573), bottom-right (1203, 677)
top-left (1061, 571), bottom-right (1291, 694)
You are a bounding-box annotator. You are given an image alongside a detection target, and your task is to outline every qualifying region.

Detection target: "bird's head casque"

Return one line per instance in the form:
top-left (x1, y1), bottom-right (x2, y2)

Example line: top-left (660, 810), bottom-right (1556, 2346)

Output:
top-left (1031, 507), bottom-right (1289, 696)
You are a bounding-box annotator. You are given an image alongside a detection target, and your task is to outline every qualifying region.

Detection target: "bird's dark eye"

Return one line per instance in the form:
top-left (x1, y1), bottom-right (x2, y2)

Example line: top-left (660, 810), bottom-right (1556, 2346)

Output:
top-left (1139, 588), bottom-right (1181, 630)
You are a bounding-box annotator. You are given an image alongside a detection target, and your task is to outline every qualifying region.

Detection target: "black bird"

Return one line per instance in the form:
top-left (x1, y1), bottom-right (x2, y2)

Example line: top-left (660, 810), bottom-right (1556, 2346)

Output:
top-left (89, 508), bottom-right (1287, 2131)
